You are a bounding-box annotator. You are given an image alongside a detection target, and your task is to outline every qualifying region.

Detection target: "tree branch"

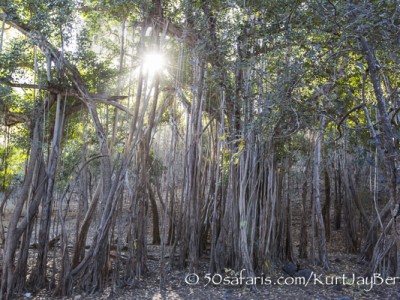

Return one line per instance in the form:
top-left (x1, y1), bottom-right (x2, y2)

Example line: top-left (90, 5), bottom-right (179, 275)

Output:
top-left (7, 82), bottom-right (132, 115)
top-left (336, 103), bottom-right (365, 139)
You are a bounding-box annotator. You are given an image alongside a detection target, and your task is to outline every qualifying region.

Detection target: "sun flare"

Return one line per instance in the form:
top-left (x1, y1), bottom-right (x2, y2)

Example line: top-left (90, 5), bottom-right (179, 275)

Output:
top-left (142, 52), bottom-right (166, 74)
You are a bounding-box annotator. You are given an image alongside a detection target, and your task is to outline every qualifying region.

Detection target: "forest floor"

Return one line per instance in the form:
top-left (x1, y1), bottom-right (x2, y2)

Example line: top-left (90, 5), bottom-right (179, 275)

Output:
top-left (20, 227), bottom-right (399, 300)
top-left (89, 242), bottom-right (400, 300)
top-left (73, 252), bottom-right (399, 300)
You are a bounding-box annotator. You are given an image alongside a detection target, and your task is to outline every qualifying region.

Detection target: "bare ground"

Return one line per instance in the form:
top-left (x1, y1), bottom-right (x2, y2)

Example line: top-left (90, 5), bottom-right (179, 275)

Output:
top-left (10, 228), bottom-right (400, 300)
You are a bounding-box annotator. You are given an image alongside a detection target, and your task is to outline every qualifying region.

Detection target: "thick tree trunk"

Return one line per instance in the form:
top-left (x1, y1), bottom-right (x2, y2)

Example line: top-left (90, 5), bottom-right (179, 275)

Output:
top-left (313, 116), bottom-right (329, 269)
top-left (71, 182), bottom-right (101, 268)
top-left (299, 164), bottom-right (310, 259)
top-left (284, 162), bottom-right (293, 261)
top-left (209, 104), bottom-right (224, 273)
top-left (322, 167), bottom-right (331, 242)
top-left (0, 101), bottom-right (46, 299)
top-left (238, 141), bottom-right (256, 279)
top-left (334, 158), bottom-right (342, 230)
top-left (359, 36), bottom-right (399, 274)
top-left (148, 183), bottom-right (161, 245)
top-left (188, 66), bottom-right (204, 271)
top-left (33, 93), bottom-right (65, 289)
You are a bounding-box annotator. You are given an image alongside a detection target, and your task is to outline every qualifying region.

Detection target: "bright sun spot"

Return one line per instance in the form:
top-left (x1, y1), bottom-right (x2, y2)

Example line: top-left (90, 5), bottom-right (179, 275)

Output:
top-left (142, 52), bottom-right (166, 74)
